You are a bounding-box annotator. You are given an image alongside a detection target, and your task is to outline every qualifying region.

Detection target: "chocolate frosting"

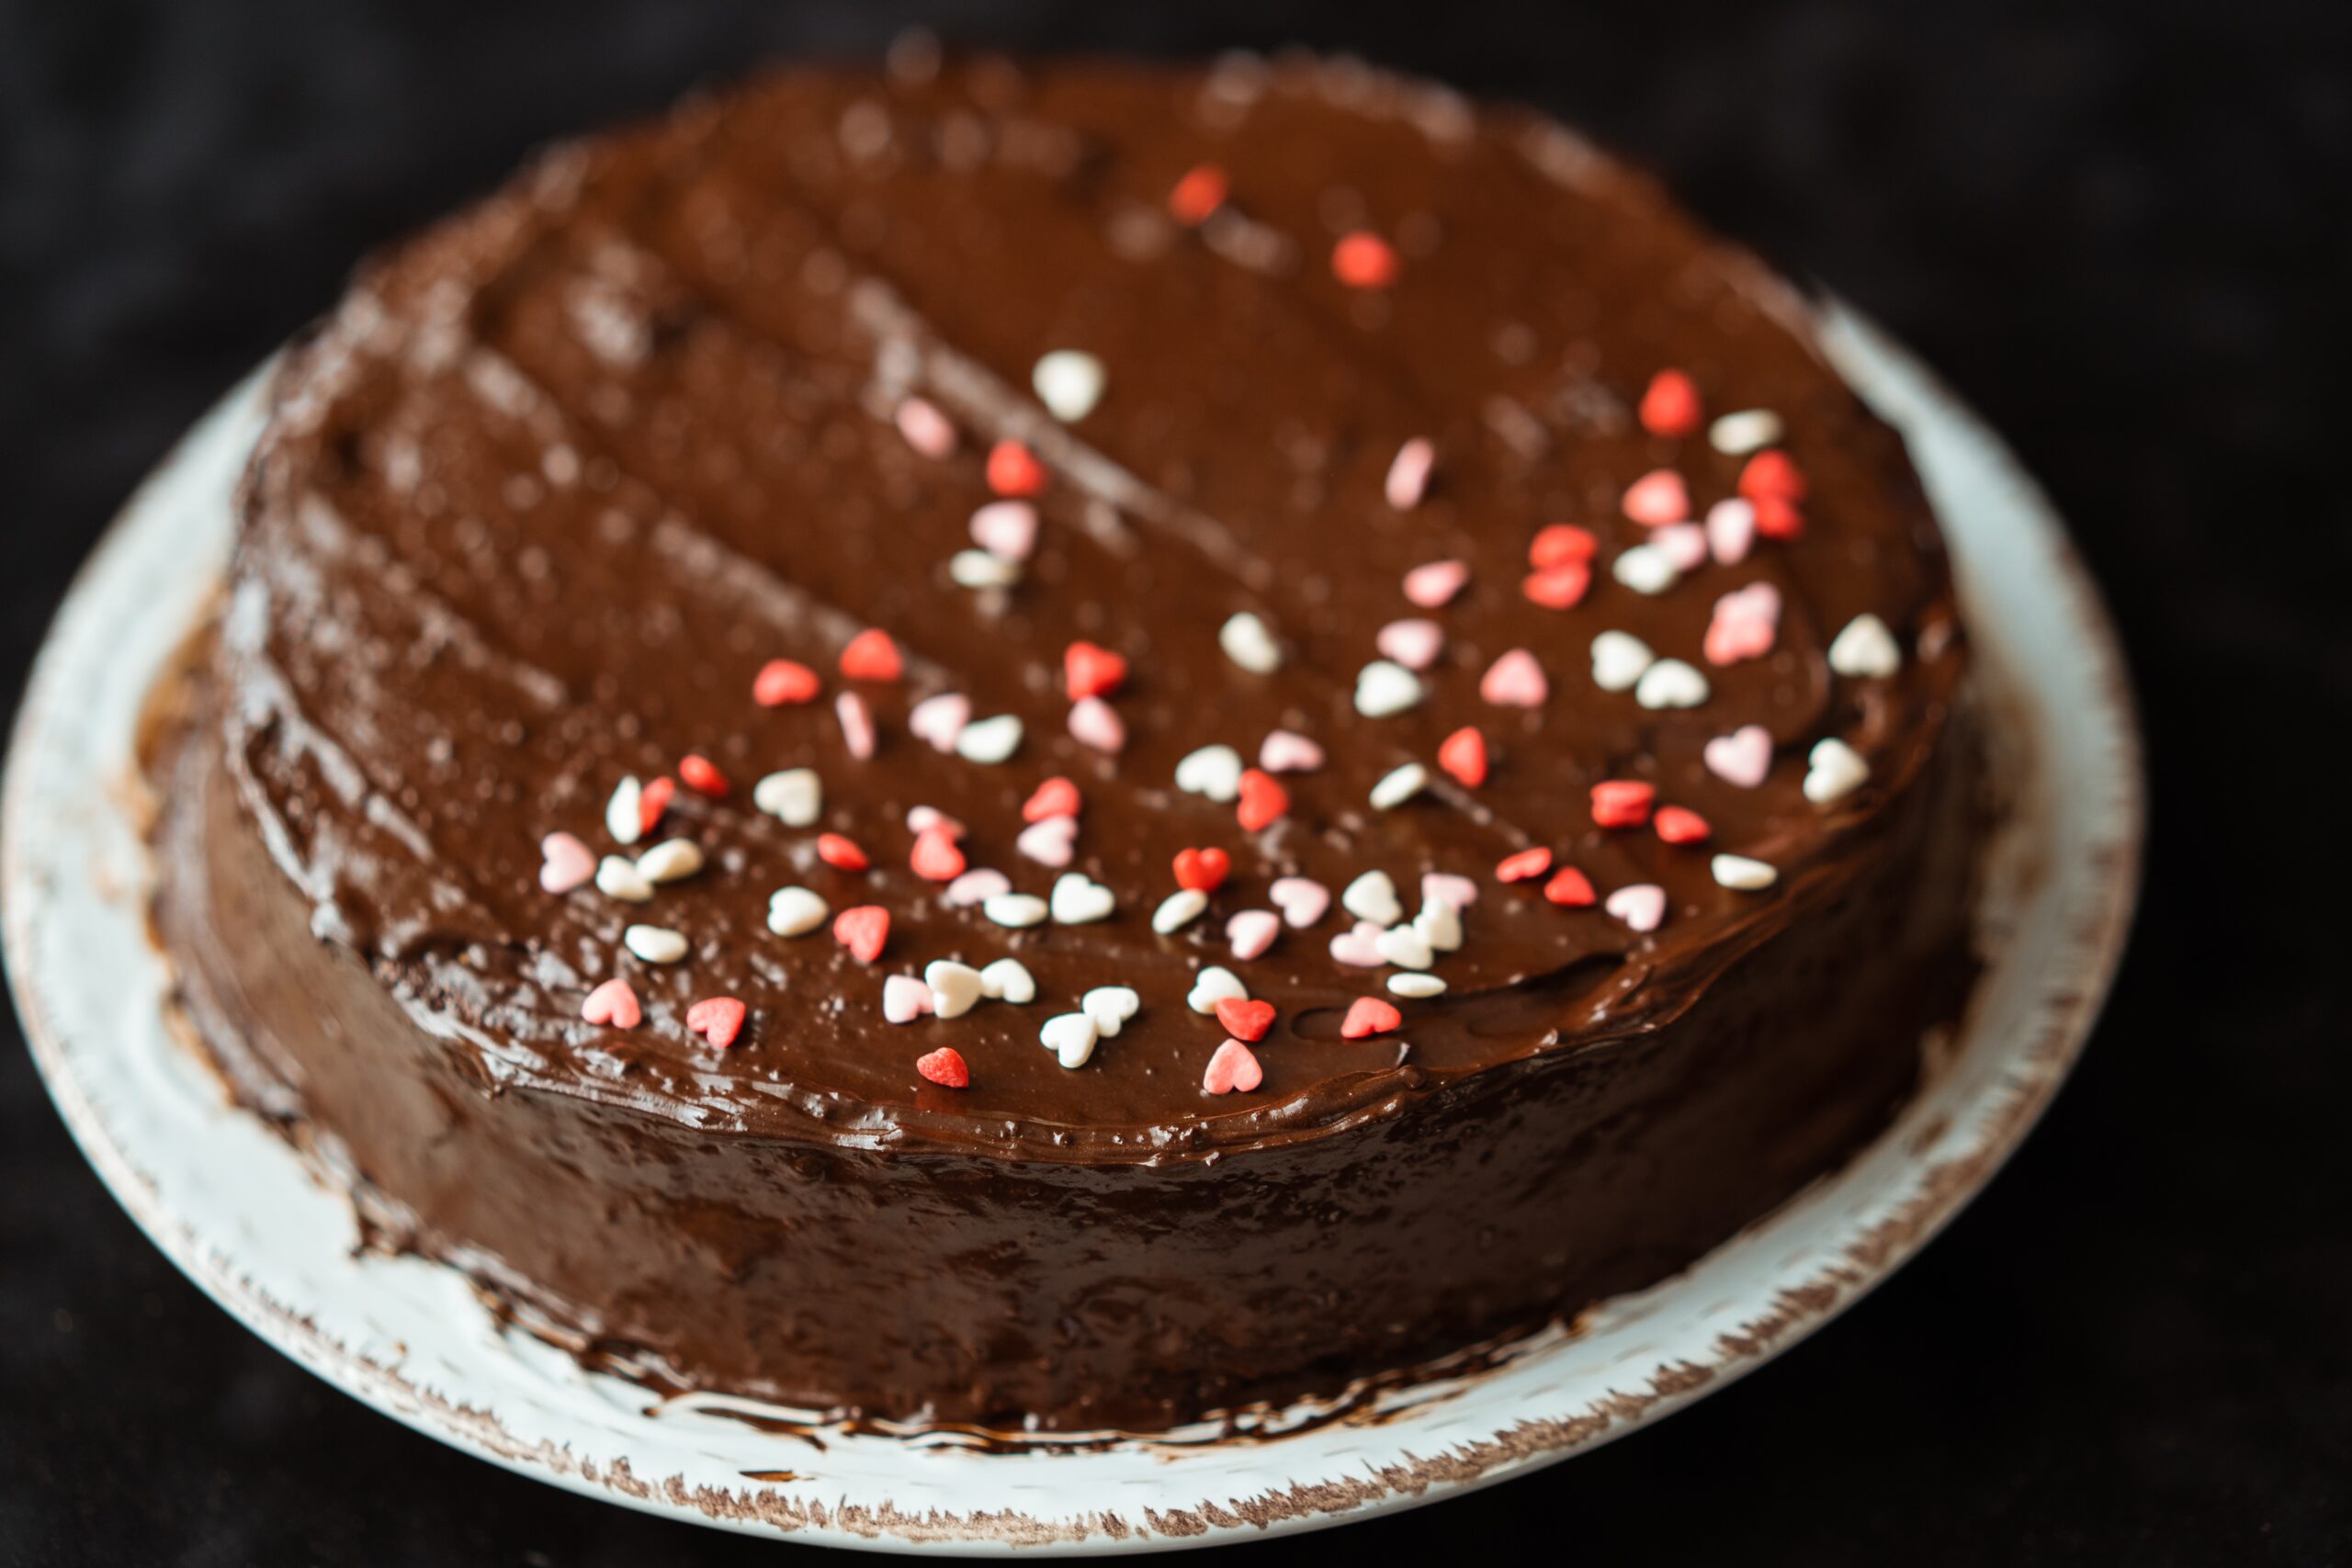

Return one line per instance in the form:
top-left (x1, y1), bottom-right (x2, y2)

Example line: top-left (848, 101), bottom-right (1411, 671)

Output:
top-left (162, 51), bottom-right (1976, 1429)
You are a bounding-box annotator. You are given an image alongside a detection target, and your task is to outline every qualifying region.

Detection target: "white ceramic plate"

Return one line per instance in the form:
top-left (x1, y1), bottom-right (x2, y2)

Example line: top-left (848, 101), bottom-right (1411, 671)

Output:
top-left (4, 304), bottom-right (2141, 1551)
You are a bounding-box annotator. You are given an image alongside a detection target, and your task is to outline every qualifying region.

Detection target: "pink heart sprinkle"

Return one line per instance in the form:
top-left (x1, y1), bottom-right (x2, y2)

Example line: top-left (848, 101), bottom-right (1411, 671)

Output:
top-left (1329, 919), bottom-right (1387, 967)
top-left (1068, 696), bottom-right (1126, 754)
top-left (1017, 814), bottom-right (1078, 867)
top-left (1479, 649), bottom-right (1549, 708)
top-left (1706, 498), bottom-right (1757, 564)
top-left (1259, 729), bottom-right (1326, 773)
top-left (895, 397), bottom-right (957, 459)
top-left (1703, 725), bottom-right (1775, 789)
top-left (1227, 909), bottom-right (1281, 961)
top-left (1605, 884), bottom-right (1668, 933)
top-left (1623, 468), bottom-right (1690, 526)
top-left (883, 976), bottom-right (935, 1024)
top-left (968, 499), bottom-right (1039, 560)
top-left (1403, 558), bottom-right (1469, 608)
top-left (1421, 873), bottom-right (1480, 911)
top-left (944, 867), bottom-right (1012, 907)
top-left (907, 693), bottom-right (970, 753)
top-left (1385, 437), bottom-right (1435, 510)
top-left (1375, 617), bottom-right (1445, 671)
top-left (581, 977), bottom-right (641, 1029)
top-left (539, 831), bottom-right (594, 894)
top-left (1720, 581), bottom-right (1783, 622)
top-left (1202, 1039), bottom-right (1264, 1095)
top-left (836, 692), bottom-right (876, 760)
top-left (1654, 522), bottom-right (1710, 571)
top-left (1269, 876), bottom-right (1330, 928)
top-left (1705, 611), bottom-right (1777, 666)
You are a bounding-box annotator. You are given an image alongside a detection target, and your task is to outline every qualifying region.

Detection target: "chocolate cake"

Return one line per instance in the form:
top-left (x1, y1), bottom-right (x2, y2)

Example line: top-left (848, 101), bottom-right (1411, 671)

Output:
top-left (149, 50), bottom-right (1977, 1435)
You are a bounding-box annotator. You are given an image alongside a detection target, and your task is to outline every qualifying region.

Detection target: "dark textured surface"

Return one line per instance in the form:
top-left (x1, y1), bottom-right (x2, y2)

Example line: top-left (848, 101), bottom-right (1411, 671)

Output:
top-left (2, 1), bottom-right (2345, 1562)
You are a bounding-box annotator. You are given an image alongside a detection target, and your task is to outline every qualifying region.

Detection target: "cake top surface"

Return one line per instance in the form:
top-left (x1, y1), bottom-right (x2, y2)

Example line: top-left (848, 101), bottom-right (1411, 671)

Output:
top-left (227, 51), bottom-right (1963, 1160)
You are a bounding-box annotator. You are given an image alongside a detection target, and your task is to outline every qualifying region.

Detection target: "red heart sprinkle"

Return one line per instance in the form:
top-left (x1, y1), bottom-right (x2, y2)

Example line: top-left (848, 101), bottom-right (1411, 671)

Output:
top-left (1172, 847), bottom-right (1231, 893)
top-left (1064, 641), bottom-right (1128, 701)
top-left (1215, 998), bottom-right (1276, 1042)
top-left (1529, 524), bottom-right (1598, 568)
top-left (1497, 847), bottom-right (1554, 882)
top-left (685, 996), bottom-right (747, 1049)
top-left (1521, 562), bottom-right (1591, 609)
top-left (1023, 776), bottom-right (1083, 823)
top-left (1589, 780), bottom-right (1657, 829)
top-left (1236, 769), bottom-right (1288, 832)
top-left (1738, 449), bottom-right (1807, 502)
top-left (678, 753), bottom-right (729, 797)
top-left (581, 977), bottom-right (641, 1029)
top-left (1753, 491), bottom-right (1805, 540)
top-left (752, 659), bottom-right (820, 706)
top-left (916, 1046), bottom-right (970, 1089)
top-left (838, 628), bottom-right (902, 682)
top-left (832, 906), bottom-right (889, 964)
top-left (637, 776), bottom-right (674, 836)
top-left (1639, 368), bottom-right (1703, 437)
top-left (1340, 997), bottom-right (1402, 1039)
top-left (986, 440), bottom-right (1047, 498)
top-left (1544, 866), bottom-right (1598, 908)
top-left (1168, 164), bottom-right (1228, 225)
top-left (1654, 806), bottom-right (1713, 845)
top-left (1438, 727), bottom-right (1489, 788)
top-left (910, 825), bottom-right (966, 882)
top-left (1331, 231), bottom-right (1399, 289)
top-left (817, 833), bottom-right (870, 872)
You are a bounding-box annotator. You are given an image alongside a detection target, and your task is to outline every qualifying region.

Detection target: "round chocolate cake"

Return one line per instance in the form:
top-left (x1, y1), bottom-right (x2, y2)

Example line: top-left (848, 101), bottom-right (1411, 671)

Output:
top-left (151, 50), bottom-right (1976, 1434)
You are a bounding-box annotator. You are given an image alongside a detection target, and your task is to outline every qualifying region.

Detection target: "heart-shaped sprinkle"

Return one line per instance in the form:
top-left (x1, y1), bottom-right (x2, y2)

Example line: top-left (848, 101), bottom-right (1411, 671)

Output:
top-left (1329, 920), bottom-right (1387, 967)
top-left (924, 960), bottom-right (986, 1020)
top-left (1331, 230), bottom-right (1400, 288)
top-left (1173, 846), bottom-right (1231, 893)
top-left (978, 958), bottom-right (1036, 1004)
top-left (955, 714), bottom-right (1023, 764)
top-left (1590, 630), bottom-right (1657, 694)
top-left (1654, 806), bottom-right (1712, 845)
top-left (987, 439), bottom-right (1047, 498)
top-left (581, 978), bottom-right (641, 1029)
top-left (1828, 614), bottom-right (1903, 679)
top-left (767, 886), bottom-right (828, 936)
top-left (915, 1046), bottom-right (969, 1089)
top-left (1375, 618), bottom-right (1444, 671)
top-left (1704, 582), bottom-right (1783, 666)
top-left (1050, 873), bottom-right (1114, 924)
top-left (1153, 888), bottom-right (1209, 933)
top-left (944, 868), bottom-right (1011, 908)
top-left (1612, 544), bottom-right (1679, 595)
top-left (839, 627), bottom-right (902, 682)
top-left (1227, 909), bottom-right (1281, 960)
top-left (1341, 997), bottom-right (1402, 1039)
top-left (1033, 350), bottom-right (1106, 423)
top-left (1343, 870), bottom-right (1403, 925)
top-left (678, 754), bottom-right (729, 798)
top-left (1354, 660), bottom-right (1425, 717)
top-left (895, 396), bottom-right (957, 457)
top-left (883, 976), bottom-right (934, 1024)
top-left (1236, 769), bottom-right (1288, 832)
top-left (753, 768), bottom-right (822, 827)
top-left (1403, 558), bottom-right (1470, 608)
top-left (1713, 853), bottom-right (1780, 891)
top-left (832, 906), bottom-right (889, 963)
top-left (685, 997), bottom-right (747, 1049)
top-left (1804, 738), bottom-right (1871, 804)
top-left (1064, 640), bottom-right (1128, 700)
top-left (909, 828), bottom-right (965, 883)
top-left (1219, 612), bottom-right (1283, 674)
top-left (1258, 730), bottom-right (1325, 773)
top-left (1202, 1039), bottom-right (1264, 1094)
top-left (1023, 777), bottom-right (1083, 822)
top-left (1385, 436), bottom-right (1436, 510)
top-left (907, 693), bottom-right (971, 753)
top-left (1438, 727), bottom-right (1488, 787)
top-left (636, 777), bottom-right (674, 838)
top-left (950, 549), bottom-right (1021, 590)
top-left (1705, 499), bottom-right (1758, 565)
top-left (1705, 726), bottom-right (1775, 789)
top-left (1711, 409), bottom-right (1784, 455)
top-left (1187, 966), bottom-right (1250, 1013)
top-left (1422, 873), bottom-right (1480, 910)
top-left (1497, 847), bottom-right (1553, 882)
top-left (1376, 924), bottom-right (1435, 970)
top-left (1591, 780), bottom-right (1657, 828)
top-left (1082, 987), bottom-right (1141, 1037)
top-left (595, 854), bottom-right (652, 903)
top-left (1216, 998), bottom-right (1276, 1042)
top-left (836, 692), bottom-right (876, 760)
top-left (605, 777), bottom-right (645, 846)
top-left (624, 924), bottom-right (688, 964)
top-left (1412, 900), bottom-right (1464, 953)
top-left (1040, 1012), bottom-right (1099, 1069)
top-left (1175, 744), bottom-right (1245, 802)
top-left (1640, 368), bottom-right (1703, 436)
top-left (1480, 649), bottom-right (1548, 708)
top-left (1269, 878), bottom-right (1330, 928)
top-left (817, 832), bottom-right (869, 872)
top-left (1521, 561), bottom-right (1592, 609)
top-left (1606, 884), bottom-right (1668, 931)
top-left (1370, 763), bottom-right (1428, 811)
top-left (539, 832), bottom-right (594, 894)
top-left (1016, 814), bottom-right (1079, 867)
top-left (1739, 449), bottom-right (1807, 502)
top-left (1635, 659), bottom-right (1711, 711)
top-left (984, 892), bottom-right (1049, 928)
top-left (1390, 974), bottom-right (1448, 999)
top-left (1544, 866), bottom-right (1598, 907)
top-left (1622, 468), bottom-right (1690, 525)
top-left (1654, 523), bottom-right (1710, 571)
top-left (752, 658), bottom-right (820, 707)
top-left (1530, 525), bottom-right (1599, 568)
top-left (635, 840), bottom-right (705, 885)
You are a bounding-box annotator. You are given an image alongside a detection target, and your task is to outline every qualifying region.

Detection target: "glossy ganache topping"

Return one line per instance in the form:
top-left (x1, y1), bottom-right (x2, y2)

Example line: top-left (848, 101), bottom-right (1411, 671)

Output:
top-left (226, 52), bottom-right (1965, 1159)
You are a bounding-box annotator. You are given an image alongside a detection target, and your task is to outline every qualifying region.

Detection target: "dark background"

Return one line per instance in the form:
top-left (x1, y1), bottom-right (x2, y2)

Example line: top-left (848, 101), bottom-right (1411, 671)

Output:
top-left (3, 0), bottom-right (2346, 1562)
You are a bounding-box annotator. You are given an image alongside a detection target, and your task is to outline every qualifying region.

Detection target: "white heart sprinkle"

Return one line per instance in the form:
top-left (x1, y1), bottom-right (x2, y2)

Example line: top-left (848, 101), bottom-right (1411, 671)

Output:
top-left (956, 714), bottom-right (1024, 764)
top-left (1081, 986), bottom-right (1141, 1036)
top-left (1227, 909), bottom-right (1280, 961)
top-left (1413, 900), bottom-right (1464, 953)
top-left (984, 892), bottom-right (1049, 929)
top-left (907, 693), bottom-right (971, 753)
top-left (1712, 853), bottom-right (1780, 891)
top-left (1704, 725), bottom-right (1775, 789)
top-left (1016, 814), bottom-right (1078, 867)
top-left (1033, 349), bottom-right (1105, 422)
top-left (1804, 738), bottom-right (1871, 804)
top-left (1175, 744), bottom-right (1245, 802)
top-left (1374, 617), bottom-right (1444, 671)
top-left (1187, 965), bottom-right (1249, 1013)
top-left (1612, 545), bottom-right (1680, 595)
top-left (1635, 658), bottom-right (1711, 711)
top-left (1269, 877), bottom-right (1330, 928)
top-left (1343, 870), bottom-right (1403, 926)
top-left (883, 976), bottom-right (934, 1024)
top-left (623, 923), bottom-right (688, 964)
top-left (1040, 1011), bottom-right (1100, 1069)
top-left (595, 855), bottom-right (654, 903)
top-left (1388, 973), bottom-right (1448, 998)
top-left (767, 886), bottom-right (828, 937)
top-left (1421, 873), bottom-right (1479, 911)
top-left (1329, 920), bottom-right (1386, 966)
top-left (634, 839), bottom-right (704, 885)
top-left (1828, 614), bottom-right (1903, 678)
top-left (605, 776), bottom-right (645, 846)
top-left (979, 958), bottom-right (1036, 1004)
top-left (1710, 408), bottom-right (1784, 455)
top-left (1385, 436), bottom-right (1435, 510)
top-left (949, 548), bottom-right (1023, 589)
top-left (1354, 660), bottom-right (1425, 717)
top-left (1606, 884), bottom-right (1668, 932)
top-left (1153, 888), bottom-right (1209, 934)
top-left (1590, 630), bottom-right (1656, 693)
top-left (968, 500), bottom-right (1039, 561)
top-left (1219, 612), bottom-right (1283, 674)
top-left (1050, 873), bottom-right (1114, 925)
top-left (924, 960), bottom-right (986, 1020)
top-left (1705, 498), bottom-right (1758, 565)
top-left (1370, 762), bottom-right (1429, 810)
top-left (1376, 924), bottom-right (1435, 970)
top-left (753, 768), bottom-right (822, 828)
top-left (1654, 522), bottom-right (1710, 571)
top-left (944, 868), bottom-right (1011, 908)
